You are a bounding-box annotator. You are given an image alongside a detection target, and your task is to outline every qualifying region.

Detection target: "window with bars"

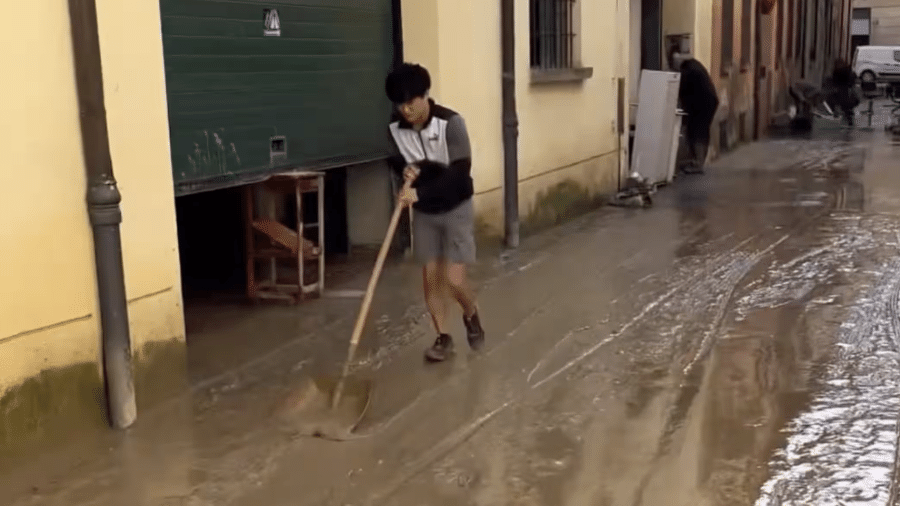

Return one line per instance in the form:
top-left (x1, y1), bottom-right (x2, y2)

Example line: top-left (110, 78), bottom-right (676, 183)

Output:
top-left (530, 0), bottom-right (577, 69)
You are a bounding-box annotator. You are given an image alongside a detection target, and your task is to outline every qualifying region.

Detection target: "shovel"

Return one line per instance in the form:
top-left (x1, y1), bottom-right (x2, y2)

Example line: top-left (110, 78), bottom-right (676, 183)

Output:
top-left (286, 178), bottom-right (414, 441)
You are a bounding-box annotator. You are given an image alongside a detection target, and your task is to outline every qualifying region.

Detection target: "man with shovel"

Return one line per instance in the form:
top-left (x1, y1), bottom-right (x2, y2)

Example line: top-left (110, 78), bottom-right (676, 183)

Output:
top-left (384, 63), bottom-right (486, 362)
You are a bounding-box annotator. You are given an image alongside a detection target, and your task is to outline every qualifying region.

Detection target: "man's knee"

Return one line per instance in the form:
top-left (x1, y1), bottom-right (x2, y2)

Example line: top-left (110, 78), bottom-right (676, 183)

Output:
top-left (423, 261), bottom-right (445, 289)
top-left (446, 264), bottom-right (468, 293)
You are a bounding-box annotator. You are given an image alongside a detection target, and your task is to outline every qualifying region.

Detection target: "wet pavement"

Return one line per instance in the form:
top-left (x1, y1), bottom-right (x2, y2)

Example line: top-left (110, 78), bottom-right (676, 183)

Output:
top-left (6, 111), bottom-right (900, 505)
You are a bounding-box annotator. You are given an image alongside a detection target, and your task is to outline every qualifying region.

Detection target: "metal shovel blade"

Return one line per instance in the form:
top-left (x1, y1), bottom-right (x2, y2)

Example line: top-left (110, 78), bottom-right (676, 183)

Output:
top-left (278, 374), bottom-right (373, 441)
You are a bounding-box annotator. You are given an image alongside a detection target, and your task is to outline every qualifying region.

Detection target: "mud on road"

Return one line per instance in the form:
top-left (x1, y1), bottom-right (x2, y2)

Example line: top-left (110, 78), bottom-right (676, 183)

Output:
top-left (7, 134), bottom-right (900, 506)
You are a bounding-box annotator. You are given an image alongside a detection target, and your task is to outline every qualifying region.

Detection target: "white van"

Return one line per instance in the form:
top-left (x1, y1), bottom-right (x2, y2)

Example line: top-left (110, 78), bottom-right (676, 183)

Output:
top-left (853, 45), bottom-right (900, 84)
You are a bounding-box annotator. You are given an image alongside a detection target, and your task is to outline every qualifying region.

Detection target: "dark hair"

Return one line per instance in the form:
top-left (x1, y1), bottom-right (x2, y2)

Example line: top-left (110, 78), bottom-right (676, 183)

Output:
top-left (385, 63), bottom-right (431, 104)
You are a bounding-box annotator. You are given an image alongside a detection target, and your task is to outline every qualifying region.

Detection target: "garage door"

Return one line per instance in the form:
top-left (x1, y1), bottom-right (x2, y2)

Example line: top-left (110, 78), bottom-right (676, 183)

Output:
top-left (160, 0), bottom-right (395, 195)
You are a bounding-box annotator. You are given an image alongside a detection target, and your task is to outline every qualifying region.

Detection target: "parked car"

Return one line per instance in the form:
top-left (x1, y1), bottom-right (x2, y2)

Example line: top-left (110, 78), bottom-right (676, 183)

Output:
top-left (853, 45), bottom-right (900, 84)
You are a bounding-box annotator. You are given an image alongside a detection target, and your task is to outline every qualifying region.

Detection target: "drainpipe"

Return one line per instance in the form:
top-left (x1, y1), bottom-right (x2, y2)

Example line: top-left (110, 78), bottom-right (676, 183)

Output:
top-left (391, 0), bottom-right (404, 69)
top-left (67, 0), bottom-right (137, 429)
top-left (501, 0), bottom-right (520, 249)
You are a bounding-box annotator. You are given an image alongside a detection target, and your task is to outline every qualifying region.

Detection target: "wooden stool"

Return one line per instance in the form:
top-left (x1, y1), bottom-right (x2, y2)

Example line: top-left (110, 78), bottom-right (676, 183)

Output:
top-left (244, 171), bottom-right (325, 303)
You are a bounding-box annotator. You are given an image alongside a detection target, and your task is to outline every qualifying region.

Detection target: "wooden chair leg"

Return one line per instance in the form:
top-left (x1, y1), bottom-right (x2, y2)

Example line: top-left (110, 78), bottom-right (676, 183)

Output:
top-left (317, 174), bottom-right (325, 295)
top-left (296, 183), bottom-right (304, 303)
top-left (244, 185), bottom-right (256, 301)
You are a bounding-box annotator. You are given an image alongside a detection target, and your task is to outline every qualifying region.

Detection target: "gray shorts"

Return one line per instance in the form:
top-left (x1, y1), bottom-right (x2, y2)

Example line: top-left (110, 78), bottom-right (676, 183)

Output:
top-left (412, 199), bottom-right (476, 265)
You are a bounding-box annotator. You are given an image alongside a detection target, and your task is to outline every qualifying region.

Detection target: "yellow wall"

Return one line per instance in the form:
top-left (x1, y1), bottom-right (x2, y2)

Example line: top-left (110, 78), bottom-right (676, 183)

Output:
top-left (662, 0), bottom-right (714, 68)
top-left (401, 0), bottom-right (626, 235)
top-left (0, 0), bottom-right (185, 448)
top-left (854, 0), bottom-right (900, 8)
top-left (401, 0), bottom-right (504, 206)
top-left (694, 0), bottom-right (714, 68)
top-left (665, 0), bottom-right (698, 39)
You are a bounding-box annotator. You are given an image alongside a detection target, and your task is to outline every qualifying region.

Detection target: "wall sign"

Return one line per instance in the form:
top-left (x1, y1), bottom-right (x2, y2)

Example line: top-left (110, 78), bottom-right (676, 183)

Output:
top-left (264, 9), bottom-right (281, 37)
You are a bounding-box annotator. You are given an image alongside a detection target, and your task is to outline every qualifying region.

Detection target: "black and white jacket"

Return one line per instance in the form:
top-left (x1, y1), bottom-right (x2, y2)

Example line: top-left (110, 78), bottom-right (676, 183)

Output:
top-left (386, 100), bottom-right (474, 214)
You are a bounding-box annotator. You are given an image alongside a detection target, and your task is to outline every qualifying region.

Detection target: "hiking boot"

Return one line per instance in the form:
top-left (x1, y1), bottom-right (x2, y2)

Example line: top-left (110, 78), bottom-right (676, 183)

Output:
top-left (424, 334), bottom-right (454, 362)
top-left (464, 312), bottom-right (485, 351)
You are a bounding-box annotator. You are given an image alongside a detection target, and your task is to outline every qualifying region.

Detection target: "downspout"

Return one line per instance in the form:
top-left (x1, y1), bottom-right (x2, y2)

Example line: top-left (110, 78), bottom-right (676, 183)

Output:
top-left (390, 0), bottom-right (411, 254)
top-left (67, 0), bottom-right (137, 429)
top-left (391, 0), bottom-right (404, 70)
top-left (501, 0), bottom-right (520, 249)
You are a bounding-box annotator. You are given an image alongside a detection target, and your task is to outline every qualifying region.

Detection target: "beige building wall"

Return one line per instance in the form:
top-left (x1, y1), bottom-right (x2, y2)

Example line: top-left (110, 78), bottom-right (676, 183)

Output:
top-left (402, 0), bottom-right (629, 236)
top-left (665, 0), bottom-right (698, 36)
top-left (695, 0), bottom-right (715, 67)
top-left (660, 0), bottom-right (714, 69)
top-left (0, 0), bottom-right (187, 456)
top-left (871, 6), bottom-right (900, 44)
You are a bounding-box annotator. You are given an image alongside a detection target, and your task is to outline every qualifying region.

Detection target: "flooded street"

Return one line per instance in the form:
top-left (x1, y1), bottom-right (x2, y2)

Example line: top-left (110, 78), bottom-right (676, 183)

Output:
top-left (6, 127), bottom-right (900, 505)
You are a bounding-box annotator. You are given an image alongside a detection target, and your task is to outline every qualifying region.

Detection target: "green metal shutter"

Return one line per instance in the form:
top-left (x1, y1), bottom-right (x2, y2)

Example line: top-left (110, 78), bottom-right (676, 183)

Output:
top-left (160, 0), bottom-right (394, 195)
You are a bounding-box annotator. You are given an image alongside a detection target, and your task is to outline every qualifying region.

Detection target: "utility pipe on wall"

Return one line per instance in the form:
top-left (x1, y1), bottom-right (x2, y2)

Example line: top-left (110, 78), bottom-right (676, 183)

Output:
top-left (501, 0), bottom-right (520, 249)
top-left (67, 0), bottom-right (137, 429)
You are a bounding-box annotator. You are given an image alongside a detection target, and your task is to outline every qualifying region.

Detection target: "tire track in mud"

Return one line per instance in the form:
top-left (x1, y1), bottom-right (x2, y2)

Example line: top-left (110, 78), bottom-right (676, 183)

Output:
top-left (526, 233), bottom-right (759, 389)
top-left (680, 234), bottom-right (791, 378)
top-left (364, 141), bottom-right (864, 506)
top-left (625, 158), bottom-right (866, 505)
top-left (365, 231), bottom-right (771, 506)
top-left (624, 234), bottom-right (794, 506)
top-left (362, 221), bottom-right (718, 439)
top-left (887, 256), bottom-right (900, 506)
top-left (752, 214), bottom-right (900, 506)
top-left (359, 140), bottom-right (870, 505)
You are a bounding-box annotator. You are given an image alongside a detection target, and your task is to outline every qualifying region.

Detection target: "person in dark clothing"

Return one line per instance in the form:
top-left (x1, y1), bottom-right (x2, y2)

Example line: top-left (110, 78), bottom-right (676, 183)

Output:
top-left (831, 58), bottom-right (857, 89)
top-left (668, 46), bottom-right (720, 174)
top-left (827, 58), bottom-right (859, 126)
top-left (384, 63), bottom-right (485, 363)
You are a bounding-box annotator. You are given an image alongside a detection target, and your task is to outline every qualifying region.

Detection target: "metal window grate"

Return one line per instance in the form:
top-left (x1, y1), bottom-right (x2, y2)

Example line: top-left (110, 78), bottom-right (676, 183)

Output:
top-left (530, 0), bottom-right (576, 69)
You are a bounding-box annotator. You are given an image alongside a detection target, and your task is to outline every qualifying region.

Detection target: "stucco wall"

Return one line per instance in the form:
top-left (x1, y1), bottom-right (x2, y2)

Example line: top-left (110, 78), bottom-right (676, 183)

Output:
top-left (665, 0), bottom-right (698, 41)
top-left (0, 0), bottom-right (186, 456)
top-left (695, 0), bottom-right (715, 67)
top-left (870, 6), bottom-right (900, 44)
top-left (402, 0), bottom-right (627, 236)
top-left (854, 0), bottom-right (900, 8)
top-left (710, 0), bottom-right (756, 154)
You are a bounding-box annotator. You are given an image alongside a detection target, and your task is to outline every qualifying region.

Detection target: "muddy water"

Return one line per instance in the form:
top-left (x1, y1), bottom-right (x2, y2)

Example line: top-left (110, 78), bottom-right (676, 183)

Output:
top-left (5, 132), bottom-right (900, 505)
top-left (348, 137), bottom-right (900, 506)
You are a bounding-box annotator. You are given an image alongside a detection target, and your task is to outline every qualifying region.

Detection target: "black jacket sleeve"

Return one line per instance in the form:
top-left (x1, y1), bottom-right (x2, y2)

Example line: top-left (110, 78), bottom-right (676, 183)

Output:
top-left (414, 115), bottom-right (473, 208)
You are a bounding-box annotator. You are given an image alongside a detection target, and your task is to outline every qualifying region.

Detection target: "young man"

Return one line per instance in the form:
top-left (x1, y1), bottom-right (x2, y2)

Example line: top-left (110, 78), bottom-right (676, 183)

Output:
top-left (384, 63), bottom-right (485, 362)
top-left (668, 46), bottom-right (720, 174)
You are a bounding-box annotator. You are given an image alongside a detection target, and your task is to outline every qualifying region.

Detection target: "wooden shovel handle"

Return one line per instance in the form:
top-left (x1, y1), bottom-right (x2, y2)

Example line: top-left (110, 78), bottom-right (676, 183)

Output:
top-left (332, 178), bottom-right (413, 408)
